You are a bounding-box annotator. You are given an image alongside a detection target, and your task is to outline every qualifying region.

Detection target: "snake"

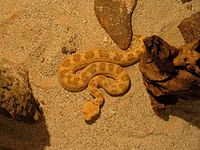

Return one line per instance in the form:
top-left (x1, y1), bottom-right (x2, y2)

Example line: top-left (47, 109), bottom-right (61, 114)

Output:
top-left (58, 35), bottom-right (146, 121)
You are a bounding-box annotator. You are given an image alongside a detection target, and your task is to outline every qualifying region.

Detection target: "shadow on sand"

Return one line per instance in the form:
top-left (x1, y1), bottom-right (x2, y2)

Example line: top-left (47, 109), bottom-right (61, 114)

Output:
top-left (156, 97), bottom-right (200, 128)
top-left (0, 114), bottom-right (50, 150)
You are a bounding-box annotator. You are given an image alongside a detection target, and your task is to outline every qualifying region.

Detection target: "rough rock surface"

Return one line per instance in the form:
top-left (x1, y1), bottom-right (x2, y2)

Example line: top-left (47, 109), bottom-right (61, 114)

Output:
top-left (0, 59), bottom-right (41, 122)
top-left (94, 0), bottom-right (137, 50)
top-left (139, 35), bottom-right (200, 110)
top-left (178, 11), bottom-right (200, 43)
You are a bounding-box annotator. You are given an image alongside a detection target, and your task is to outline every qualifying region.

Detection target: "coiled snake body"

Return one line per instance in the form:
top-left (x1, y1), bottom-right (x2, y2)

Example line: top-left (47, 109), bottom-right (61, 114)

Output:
top-left (58, 36), bottom-right (146, 121)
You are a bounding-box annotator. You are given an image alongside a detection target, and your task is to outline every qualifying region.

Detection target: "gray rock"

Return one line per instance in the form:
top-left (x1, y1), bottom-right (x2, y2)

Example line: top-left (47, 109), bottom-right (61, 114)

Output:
top-left (94, 0), bottom-right (137, 49)
top-left (0, 59), bottom-right (41, 122)
top-left (178, 11), bottom-right (200, 43)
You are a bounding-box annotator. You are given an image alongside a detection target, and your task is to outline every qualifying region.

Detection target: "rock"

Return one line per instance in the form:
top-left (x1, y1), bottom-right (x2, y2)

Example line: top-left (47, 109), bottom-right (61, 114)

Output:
top-left (61, 46), bottom-right (76, 55)
top-left (178, 11), bottom-right (200, 43)
top-left (139, 35), bottom-right (179, 82)
top-left (103, 36), bottom-right (109, 43)
top-left (94, 0), bottom-right (138, 50)
top-left (181, 0), bottom-right (192, 4)
top-left (186, 4), bottom-right (195, 11)
top-left (0, 59), bottom-right (42, 122)
top-left (139, 35), bottom-right (200, 110)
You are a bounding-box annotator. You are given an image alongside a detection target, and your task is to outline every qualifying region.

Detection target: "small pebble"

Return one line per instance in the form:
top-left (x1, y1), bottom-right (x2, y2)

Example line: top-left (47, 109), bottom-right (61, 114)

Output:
top-left (181, 0), bottom-right (192, 4)
top-left (61, 46), bottom-right (76, 54)
top-left (105, 109), bottom-right (116, 119)
top-left (103, 36), bottom-right (109, 43)
top-left (40, 57), bottom-right (45, 63)
top-left (186, 4), bottom-right (192, 11)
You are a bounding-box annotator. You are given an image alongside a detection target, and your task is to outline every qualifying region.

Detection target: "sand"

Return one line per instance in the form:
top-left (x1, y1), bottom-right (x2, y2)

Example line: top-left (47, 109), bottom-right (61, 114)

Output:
top-left (0, 0), bottom-right (200, 149)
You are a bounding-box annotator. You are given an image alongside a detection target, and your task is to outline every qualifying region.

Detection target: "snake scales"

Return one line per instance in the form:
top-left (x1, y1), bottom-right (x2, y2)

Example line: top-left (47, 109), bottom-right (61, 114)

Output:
top-left (58, 35), bottom-right (146, 121)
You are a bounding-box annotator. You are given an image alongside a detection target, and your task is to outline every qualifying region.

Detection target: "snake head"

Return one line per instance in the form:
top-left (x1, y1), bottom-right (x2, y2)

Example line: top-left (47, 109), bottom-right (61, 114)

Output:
top-left (82, 101), bottom-right (100, 121)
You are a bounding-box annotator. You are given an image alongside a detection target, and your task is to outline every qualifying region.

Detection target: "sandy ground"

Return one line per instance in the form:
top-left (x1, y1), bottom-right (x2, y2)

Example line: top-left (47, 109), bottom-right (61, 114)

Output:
top-left (0, 0), bottom-right (200, 149)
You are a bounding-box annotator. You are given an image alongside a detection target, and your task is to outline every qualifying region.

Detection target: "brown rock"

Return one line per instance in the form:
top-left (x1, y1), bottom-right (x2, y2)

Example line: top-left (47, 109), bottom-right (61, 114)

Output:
top-left (139, 35), bottom-right (200, 110)
top-left (94, 0), bottom-right (137, 50)
top-left (178, 11), bottom-right (200, 43)
top-left (0, 59), bottom-right (42, 122)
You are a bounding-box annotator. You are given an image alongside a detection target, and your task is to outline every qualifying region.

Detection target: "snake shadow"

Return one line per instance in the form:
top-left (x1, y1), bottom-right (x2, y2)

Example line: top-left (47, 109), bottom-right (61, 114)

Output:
top-left (0, 112), bottom-right (50, 150)
top-left (154, 95), bottom-right (200, 128)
